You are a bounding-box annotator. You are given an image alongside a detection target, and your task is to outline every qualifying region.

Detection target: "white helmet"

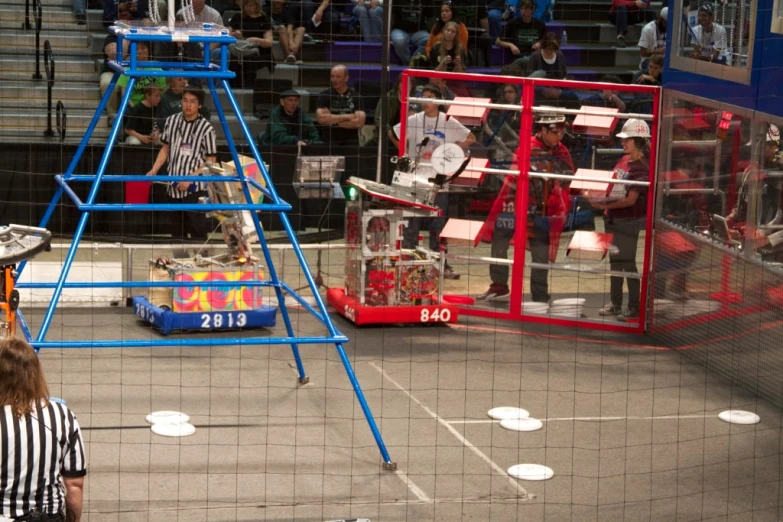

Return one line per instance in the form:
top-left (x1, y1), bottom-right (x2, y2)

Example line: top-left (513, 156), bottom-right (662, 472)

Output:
top-left (766, 124), bottom-right (780, 144)
top-left (616, 118), bottom-right (651, 139)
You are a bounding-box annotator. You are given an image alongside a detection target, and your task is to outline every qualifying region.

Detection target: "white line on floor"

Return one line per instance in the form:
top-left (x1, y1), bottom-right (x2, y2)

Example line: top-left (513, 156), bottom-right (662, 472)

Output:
top-left (446, 414), bottom-right (712, 424)
top-left (395, 469), bottom-right (433, 504)
top-left (368, 362), bottom-right (533, 501)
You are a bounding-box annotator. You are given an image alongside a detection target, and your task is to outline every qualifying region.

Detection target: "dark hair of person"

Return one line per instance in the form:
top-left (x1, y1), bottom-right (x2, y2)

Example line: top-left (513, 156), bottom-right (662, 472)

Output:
top-left (421, 84), bottom-right (443, 99)
top-left (0, 338), bottom-right (49, 418)
top-left (432, 1), bottom-right (461, 36)
top-left (600, 74), bottom-right (623, 85)
top-left (540, 32), bottom-right (560, 51)
top-left (183, 86), bottom-right (205, 106)
top-left (632, 137), bottom-right (650, 153)
top-left (648, 54), bottom-right (664, 67)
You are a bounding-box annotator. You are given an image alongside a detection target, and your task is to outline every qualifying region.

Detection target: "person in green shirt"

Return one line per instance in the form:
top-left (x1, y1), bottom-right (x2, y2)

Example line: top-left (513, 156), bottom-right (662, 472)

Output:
top-left (261, 90), bottom-right (322, 146)
top-left (114, 42), bottom-right (167, 117)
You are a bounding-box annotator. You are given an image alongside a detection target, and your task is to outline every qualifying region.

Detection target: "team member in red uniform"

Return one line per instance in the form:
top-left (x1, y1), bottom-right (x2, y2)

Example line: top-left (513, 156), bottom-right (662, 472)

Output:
top-left (479, 109), bottom-right (574, 302)
top-left (592, 118), bottom-right (651, 321)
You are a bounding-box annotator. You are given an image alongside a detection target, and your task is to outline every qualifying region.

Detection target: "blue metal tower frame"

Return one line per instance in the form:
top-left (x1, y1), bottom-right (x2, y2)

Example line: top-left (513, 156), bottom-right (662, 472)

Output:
top-left (15, 22), bottom-right (396, 469)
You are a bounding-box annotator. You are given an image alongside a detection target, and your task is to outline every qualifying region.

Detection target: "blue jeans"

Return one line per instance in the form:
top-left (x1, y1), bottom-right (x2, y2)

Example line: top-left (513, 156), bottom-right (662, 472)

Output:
top-left (353, 4), bottom-right (383, 42)
top-left (610, 5), bottom-right (655, 35)
top-left (390, 29), bottom-right (429, 65)
top-left (72, 0), bottom-right (85, 16)
top-left (487, 8), bottom-right (503, 39)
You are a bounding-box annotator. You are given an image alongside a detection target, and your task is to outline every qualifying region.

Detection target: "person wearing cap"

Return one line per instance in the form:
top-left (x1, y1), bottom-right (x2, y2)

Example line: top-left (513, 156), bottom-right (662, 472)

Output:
top-left (261, 90), bottom-right (322, 146)
top-left (390, 83), bottom-right (476, 279)
top-left (689, 3), bottom-right (727, 63)
top-left (479, 108), bottom-right (574, 302)
top-left (727, 124), bottom-right (781, 248)
top-left (590, 118), bottom-right (651, 321)
top-left (638, 7), bottom-right (666, 72)
top-left (495, 0), bottom-right (547, 66)
top-left (609, 0), bottom-right (655, 48)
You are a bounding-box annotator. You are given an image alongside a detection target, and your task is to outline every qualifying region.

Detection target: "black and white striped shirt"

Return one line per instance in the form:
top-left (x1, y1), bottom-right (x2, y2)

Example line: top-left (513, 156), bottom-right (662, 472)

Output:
top-left (0, 401), bottom-right (87, 518)
top-left (161, 112), bottom-right (217, 199)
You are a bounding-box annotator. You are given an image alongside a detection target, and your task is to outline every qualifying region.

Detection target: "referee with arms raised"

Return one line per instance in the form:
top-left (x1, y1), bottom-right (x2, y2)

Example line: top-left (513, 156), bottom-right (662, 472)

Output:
top-left (0, 338), bottom-right (86, 522)
top-left (147, 86), bottom-right (217, 241)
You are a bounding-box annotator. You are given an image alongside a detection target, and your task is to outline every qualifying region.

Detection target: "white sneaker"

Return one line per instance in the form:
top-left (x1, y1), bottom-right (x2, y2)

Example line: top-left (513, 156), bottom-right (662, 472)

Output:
top-left (285, 53), bottom-right (296, 64)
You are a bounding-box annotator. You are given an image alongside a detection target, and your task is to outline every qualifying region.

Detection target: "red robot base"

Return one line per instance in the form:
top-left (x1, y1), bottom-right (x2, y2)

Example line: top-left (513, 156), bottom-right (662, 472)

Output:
top-left (327, 288), bottom-right (459, 326)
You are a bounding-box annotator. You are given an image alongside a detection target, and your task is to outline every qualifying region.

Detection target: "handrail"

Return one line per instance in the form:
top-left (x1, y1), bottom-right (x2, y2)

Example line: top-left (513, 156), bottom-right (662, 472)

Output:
top-left (32, 0), bottom-right (43, 80)
top-left (43, 40), bottom-right (55, 137)
top-left (56, 101), bottom-right (66, 142)
top-left (22, 0), bottom-right (31, 30)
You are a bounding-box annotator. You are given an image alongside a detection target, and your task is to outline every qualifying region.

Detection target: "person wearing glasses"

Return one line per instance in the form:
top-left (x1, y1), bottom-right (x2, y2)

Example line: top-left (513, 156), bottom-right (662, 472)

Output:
top-left (479, 109), bottom-right (574, 302)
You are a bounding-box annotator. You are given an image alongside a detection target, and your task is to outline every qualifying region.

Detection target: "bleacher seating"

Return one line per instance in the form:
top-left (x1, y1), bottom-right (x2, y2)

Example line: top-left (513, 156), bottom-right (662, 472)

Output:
top-left (0, 0), bottom-right (662, 144)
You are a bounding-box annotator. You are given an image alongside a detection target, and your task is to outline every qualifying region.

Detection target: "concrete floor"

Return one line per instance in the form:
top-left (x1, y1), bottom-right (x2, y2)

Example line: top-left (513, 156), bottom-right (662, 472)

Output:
top-left (21, 302), bottom-right (783, 522)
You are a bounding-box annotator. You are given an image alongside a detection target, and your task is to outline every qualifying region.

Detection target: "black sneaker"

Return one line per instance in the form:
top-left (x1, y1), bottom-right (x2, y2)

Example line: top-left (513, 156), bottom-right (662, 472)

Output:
top-left (617, 308), bottom-right (640, 322)
top-left (599, 303), bottom-right (622, 316)
top-left (477, 284), bottom-right (510, 301)
top-left (616, 35), bottom-right (626, 48)
top-left (75, 13), bottom-right (86, 24)
top-left (443, 266), bottom-right (461, 280)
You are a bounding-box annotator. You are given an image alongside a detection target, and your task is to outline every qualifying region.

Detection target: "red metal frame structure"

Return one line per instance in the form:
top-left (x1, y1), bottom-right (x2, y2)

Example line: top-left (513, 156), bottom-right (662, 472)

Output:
top-left (399, 69), bottom-right (661, 334)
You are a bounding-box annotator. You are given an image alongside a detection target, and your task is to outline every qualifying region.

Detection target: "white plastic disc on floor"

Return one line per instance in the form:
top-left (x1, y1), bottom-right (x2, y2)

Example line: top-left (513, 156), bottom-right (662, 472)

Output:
top-left (146, 411), bottom-right (190, 425)
top-left (500, 417), bottom-right (543, 431)
top-left (718, 410), bottom-right (760, 425)
top-left (508, 463), bottom-right (554, 481)
top-left (551, 298), bottom-right (586, 306)
top-left (151, 422), bottom-right (196, 437)
top-left (488, 407), bottom-right (530, 420)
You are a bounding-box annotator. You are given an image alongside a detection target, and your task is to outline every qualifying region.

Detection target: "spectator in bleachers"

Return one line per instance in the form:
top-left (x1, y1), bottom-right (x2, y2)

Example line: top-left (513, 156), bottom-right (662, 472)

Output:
top-left (487, 0), bottom-right (517, 38)
top-left (527, 32), bottom-right (565, 79)
top-left (217, 0), bottom-right (274, 87)
top-left (390, 0), bottom-right (431, 65)
top-left (633, 53), bottom-right (662, 85)
top-left (495, 0), bottom-right (546, 68)
top-left (482, 83), bottom-right (522, 162)
top-left (180, 0), bottom-right (223, 23)
top-left (99, 34), bottom-right (129, 123)
top-left (352, 0), bottom-right (383, 42)
top-left (295, 0), bottom-right (340, 41)
top-left (262, 90), bottom-right (322, 145)
top-left (116, 42), bottom-right (167, 111)
top-left (73, 0), bottom-right (87, 24)
top-left (609, 0), bottom-right (655, 48)
top-left (430, 21), bottom-right (469, 72)
top-left (124, 84), bottom-right (162, 145)
top-left (103, 0), bottom-right (167, 28)
top-left (426, 2), bottom-right (469, 58)
top-left (428, 0), bottom-right (493, 66)
top-left (638, 7), bottom-right (666, 72)
top-left (269, 0), bottom-right (307, 63)
top-left (316, 64), bottom-right (366, 146)
top-left (156, 77), bottom-right (212, 130)
top-left (689, 3), bottom-right (727, 64)
top-left (584, 74), bottom-right (627, 113)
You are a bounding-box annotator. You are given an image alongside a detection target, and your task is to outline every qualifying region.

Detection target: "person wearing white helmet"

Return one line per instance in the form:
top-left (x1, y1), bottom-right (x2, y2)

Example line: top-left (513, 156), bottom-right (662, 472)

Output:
top-left (591, 118), bottom-right (651, 321)
top-left (479, 107), bottom-right (575, 302)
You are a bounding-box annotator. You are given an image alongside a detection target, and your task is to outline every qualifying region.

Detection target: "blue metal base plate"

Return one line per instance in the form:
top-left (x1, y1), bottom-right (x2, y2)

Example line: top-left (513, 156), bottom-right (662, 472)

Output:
top-left (132, 296), bottom-right (277, 335)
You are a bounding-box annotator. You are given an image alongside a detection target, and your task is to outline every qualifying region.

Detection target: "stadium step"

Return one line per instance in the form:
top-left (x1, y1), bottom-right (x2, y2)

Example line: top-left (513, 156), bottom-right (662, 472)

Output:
top-left (0, 29), bottom-right (89, 51)
top-left (0, 81), bottom-right (99, 102)
top-left (0, 56), bottom-right (95, 75)
top-left (0, 0), bottom-right (73, 7)
top-left (0, 5), bottom-right (78, 25)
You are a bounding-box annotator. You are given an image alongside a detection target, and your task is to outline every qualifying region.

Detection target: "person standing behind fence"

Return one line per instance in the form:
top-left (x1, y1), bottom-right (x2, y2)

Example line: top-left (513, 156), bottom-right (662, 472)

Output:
top-left (0, 338), bottom-right (87, 522)
top-left (147, 86), bottom-right (217, 242)
top-left (591, 118), bottom-right (651, 322)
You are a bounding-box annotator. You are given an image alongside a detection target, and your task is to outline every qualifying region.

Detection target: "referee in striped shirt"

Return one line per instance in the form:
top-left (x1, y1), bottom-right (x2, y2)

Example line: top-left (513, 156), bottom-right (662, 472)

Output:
top-left (0, 338), bottom-right (86, 522)
top-left (147, 86), bottom-right (217, 241)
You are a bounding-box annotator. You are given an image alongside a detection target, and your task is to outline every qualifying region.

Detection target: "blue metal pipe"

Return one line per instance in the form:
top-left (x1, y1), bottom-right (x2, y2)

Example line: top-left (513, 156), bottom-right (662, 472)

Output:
top-left (334, 342), bottom-right (393, 464)
top-left (218, 79), bottom-right (283, 205)
top-left (107, 60), bottom-right (223, 71)
top-left (121, 69), bottom-right (235, 79)
top-left (30, 335), bottom-right (350, 349)
top-left (61, 70), bottom-right (119, 180)
top-left (215, 77), bottom-right (307, 381)
top-left (279, 282), bottom-right (326, 325)
top-left (67, 175), bottom-right (251, 183)
top-left (55, 175), bottom-right (84, 207)
top-left (15, 309), bottom-right (33, 346)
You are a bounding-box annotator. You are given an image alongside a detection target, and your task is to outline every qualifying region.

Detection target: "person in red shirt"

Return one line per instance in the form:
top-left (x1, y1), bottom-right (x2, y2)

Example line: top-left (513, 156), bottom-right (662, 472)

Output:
top-left (591, 118), bottom-right (651, 321)
top-left (479, 109), bottom-right (574, 302)
top-left (609, 0), bottom-right (655, 48)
